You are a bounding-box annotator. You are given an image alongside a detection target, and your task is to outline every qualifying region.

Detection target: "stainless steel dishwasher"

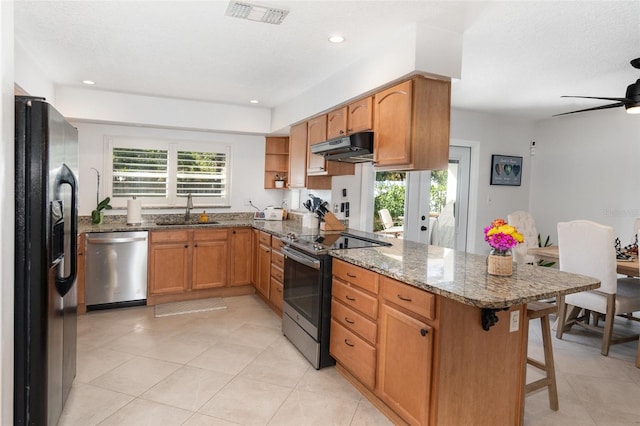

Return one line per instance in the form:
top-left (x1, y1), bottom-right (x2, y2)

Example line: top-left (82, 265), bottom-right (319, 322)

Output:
top-left (85, 231), bottom-right (148, 309)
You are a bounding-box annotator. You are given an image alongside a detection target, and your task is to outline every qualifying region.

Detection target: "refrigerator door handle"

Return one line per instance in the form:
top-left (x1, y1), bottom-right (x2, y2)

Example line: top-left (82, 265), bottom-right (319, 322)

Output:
top-left (54, 163), bottom-right (78, 297)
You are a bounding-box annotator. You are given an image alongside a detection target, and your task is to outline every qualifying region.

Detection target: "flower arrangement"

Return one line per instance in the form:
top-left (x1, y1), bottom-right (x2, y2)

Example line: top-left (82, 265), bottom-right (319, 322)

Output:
top-left (484, 219), bottom-right (524, 254)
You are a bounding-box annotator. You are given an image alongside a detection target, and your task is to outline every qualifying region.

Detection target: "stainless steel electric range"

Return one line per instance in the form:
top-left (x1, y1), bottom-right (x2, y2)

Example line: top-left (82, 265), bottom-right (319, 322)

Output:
top-left (280, 232), bottom-right (391, 369)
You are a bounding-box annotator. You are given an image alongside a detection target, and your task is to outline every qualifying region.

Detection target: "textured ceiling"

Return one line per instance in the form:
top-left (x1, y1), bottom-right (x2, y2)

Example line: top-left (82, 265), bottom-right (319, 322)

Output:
top-left (14, 0), bottom-right (640, 121)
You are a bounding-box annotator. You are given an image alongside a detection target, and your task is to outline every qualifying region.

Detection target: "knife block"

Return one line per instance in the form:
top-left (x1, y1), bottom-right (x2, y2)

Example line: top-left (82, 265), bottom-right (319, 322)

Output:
top-left (321, 212), bottom-right (346, 231)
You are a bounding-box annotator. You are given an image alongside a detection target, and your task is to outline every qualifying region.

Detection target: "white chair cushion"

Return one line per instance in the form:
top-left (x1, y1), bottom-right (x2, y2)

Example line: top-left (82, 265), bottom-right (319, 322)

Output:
top-left (565, 278), bottom-right (640, 314)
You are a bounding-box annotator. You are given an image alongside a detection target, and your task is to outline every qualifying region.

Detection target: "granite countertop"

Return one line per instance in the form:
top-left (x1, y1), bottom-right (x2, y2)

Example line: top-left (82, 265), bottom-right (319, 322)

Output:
top-left (80, 216), bottom-right (600, 309)
top-left (330, 239), bottom-right (601, 309)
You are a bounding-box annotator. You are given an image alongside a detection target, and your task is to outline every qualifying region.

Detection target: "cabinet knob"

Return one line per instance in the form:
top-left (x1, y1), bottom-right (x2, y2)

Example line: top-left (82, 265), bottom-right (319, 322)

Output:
top-left (194, 244), bottom-right (198, 248)
top-left (420, 328), bottom-right (428, 336)
top-left (339, 129), bottom-right (345, 135)
top-left (184, 244), bottom-right (188, 248)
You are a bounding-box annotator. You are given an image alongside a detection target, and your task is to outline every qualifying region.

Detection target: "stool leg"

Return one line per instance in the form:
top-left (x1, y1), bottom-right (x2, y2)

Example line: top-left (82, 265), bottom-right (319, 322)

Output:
top-left (540, 314), bottom-right (559, 411)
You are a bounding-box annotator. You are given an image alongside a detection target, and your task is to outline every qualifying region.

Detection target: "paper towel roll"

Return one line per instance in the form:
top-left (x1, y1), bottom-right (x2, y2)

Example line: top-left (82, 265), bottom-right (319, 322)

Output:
top-left (127, 197), bottom-right (142, 224)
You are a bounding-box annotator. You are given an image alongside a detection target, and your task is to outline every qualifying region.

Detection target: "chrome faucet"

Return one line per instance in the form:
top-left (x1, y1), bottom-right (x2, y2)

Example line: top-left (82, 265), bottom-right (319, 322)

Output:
top-left (184, 193), bottom-right (193, 222)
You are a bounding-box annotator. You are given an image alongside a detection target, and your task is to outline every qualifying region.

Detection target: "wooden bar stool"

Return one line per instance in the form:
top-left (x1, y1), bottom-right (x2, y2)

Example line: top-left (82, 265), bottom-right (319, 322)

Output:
top-left (525, 301), bottom-right (559, 411)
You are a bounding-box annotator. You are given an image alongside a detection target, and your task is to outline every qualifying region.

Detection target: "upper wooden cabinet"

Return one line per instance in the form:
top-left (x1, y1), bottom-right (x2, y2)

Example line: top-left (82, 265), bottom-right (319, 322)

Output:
top-left (288, 122), bottom-right (308, 189)
top-left (307, 115), bottom-right (355, 177)
top-left (327, 97), bottom-right (373, 139)
top-left (373, 77), bottom-right (450, 171)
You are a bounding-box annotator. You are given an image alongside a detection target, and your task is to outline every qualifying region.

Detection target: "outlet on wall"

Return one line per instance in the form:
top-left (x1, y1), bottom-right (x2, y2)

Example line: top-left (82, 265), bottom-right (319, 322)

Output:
top-left (509, 310), bottom-right (520, 332)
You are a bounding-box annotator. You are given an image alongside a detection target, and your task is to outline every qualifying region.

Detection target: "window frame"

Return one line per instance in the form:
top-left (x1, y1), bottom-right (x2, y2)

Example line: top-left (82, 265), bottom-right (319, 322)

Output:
top-left (103, 136), bottom-right (232, 209)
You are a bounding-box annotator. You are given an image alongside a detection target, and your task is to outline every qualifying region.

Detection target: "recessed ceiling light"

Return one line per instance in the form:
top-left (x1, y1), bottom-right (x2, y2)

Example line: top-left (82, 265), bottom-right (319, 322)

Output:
top-left (250, 99), bottom-right (259, 104)
top-left (328, 35), bottom-right (345, 44)
top-left (82, 80), bottom-right (95, 85)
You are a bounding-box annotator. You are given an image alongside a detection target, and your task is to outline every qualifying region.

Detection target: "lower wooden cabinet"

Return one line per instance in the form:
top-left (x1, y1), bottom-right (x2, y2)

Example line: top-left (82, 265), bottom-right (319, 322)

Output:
top-left (257, 239), bottom-right (272, 298)
top-left (148, 227), bottom-right (254, 304)
top-left (230, 228), bottom-right (252, 286)
top-left (377, 303), bottom-right (433, 426)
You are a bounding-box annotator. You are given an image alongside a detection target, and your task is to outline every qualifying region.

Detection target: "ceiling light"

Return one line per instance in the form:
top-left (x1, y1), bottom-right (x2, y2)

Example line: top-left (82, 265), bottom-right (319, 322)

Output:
top-left (250, 99), bottom-right (259, 104)
top-left (82, 80), bottom-right (95, 85)
top-left (626, 105), bottom-right (640, 114)
top-left (328, 35), bottom-right (345, 44)
top-left (225, 1), bottom-right (289, 25)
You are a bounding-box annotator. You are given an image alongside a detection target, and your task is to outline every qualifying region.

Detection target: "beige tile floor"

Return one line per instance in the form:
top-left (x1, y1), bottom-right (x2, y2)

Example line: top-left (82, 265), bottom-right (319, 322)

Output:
top-left (60, 295), bottom-right (640, 426)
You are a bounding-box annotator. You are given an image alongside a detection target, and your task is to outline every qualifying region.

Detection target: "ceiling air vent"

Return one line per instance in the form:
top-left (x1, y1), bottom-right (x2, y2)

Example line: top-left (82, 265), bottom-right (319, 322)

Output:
top-left (225, 1), bottom-right (289, 25)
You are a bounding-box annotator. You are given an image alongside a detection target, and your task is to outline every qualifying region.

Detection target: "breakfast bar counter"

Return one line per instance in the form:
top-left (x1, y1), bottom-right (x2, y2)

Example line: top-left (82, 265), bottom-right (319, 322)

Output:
top-left (330, 239), bottom-right (600, 309)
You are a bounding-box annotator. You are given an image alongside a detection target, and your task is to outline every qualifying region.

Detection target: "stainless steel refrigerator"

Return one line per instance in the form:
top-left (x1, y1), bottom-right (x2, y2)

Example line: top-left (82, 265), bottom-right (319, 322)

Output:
top-left (14, 96), bottom-right (79, 425)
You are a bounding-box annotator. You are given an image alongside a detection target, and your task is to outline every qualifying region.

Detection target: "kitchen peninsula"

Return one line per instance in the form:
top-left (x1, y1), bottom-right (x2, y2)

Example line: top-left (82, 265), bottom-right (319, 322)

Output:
top-left (79, 217), bottom-right (599, 425)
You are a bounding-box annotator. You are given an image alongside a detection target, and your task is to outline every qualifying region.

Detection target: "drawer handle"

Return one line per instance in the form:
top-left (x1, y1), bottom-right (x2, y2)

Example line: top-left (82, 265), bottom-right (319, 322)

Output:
top-left (277, 288), bottom-right (282, 293)
top-left (397, 294), bottom-right (413, 302)
top-left (344, 317), bottom-right (355, 324)
top-left (346, 272), bottom-right (357, 278)
top-left (420, 328), bottom-right (428, 336)
top-left (345, 295), bottom-right (356, 301)
top-left (344, 339), bottom-right (355, 347)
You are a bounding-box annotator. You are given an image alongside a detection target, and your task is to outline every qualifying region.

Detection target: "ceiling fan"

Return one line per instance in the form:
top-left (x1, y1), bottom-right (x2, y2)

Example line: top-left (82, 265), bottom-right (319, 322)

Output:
top-left (553, 58), bottom-right (640, 116)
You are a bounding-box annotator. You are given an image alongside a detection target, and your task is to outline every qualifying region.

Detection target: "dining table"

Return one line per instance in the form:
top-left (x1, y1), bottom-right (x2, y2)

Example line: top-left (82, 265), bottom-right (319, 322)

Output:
top-left (527, 246), bottom-right (640, 277)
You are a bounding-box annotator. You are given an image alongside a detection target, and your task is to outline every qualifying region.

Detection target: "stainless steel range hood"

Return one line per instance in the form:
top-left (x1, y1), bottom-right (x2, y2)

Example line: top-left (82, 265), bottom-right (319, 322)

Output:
top-left (310, 131), bottom-right (374, 163)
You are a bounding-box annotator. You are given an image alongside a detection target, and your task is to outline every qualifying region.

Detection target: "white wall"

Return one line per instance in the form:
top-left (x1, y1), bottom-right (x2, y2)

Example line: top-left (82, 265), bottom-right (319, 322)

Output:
top-left (0, 3), bottom-right (14, 423)
top-left (450, 109), bottom-right (534, 254)
top-left (14, 38), bottom-right (55, 103)
top-left (73, 121), bottom-right (285, 217)
top-left (531, 109), bottom-right (640, 245)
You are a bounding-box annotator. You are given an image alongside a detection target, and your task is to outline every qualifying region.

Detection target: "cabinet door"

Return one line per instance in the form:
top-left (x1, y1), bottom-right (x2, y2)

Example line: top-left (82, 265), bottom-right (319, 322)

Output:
top-left (192, 229), bottom-right (228, 290)
top-left (307, 115), bottom-right (327, 173)
top-left (327, 106), bottom-right (348, 139)
top-left (149, 242), bottom-right (189, 295)
top-left (192, 240), bottom-right (228, 290)
top-left (288, 122), bottom-right (307, 188)
top-left (257, 243), bottom-right (272, 297)
top-left (377, 303), bottom-right (433, 426)
top-left (373, 80), bottom-right (413, 167)
top-left (230, 228), bottom-right (252, 286)
top-left (347, 97), bottom-right (373, 133)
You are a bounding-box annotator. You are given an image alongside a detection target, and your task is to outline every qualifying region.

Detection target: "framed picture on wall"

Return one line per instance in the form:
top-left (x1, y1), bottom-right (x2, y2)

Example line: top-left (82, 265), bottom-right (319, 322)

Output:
top-left (490, 155), bottom-right (523, 186)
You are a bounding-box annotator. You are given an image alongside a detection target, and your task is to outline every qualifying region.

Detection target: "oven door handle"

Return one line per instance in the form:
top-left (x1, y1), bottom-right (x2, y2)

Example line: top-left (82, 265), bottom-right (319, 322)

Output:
top-left (282, 246), bottom-right (321, 270)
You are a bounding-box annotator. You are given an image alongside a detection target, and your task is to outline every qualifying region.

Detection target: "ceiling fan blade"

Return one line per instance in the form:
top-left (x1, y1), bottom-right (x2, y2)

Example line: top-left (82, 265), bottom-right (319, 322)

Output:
top-left (561, 95), bottom-right (632, 102)
top-left (553, 102), bottom-right (624, 117)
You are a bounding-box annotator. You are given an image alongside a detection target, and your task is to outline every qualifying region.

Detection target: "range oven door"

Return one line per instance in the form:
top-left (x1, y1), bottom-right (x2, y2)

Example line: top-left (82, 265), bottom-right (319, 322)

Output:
top-left (281, 246), bottom-right (322, 339)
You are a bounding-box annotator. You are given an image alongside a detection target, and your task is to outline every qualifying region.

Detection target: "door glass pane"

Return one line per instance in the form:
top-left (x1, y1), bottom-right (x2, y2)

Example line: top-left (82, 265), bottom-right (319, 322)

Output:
top-left (373, 171), bottom-right (405, 238)
top-left (430, 163), bottom-right (458, 249)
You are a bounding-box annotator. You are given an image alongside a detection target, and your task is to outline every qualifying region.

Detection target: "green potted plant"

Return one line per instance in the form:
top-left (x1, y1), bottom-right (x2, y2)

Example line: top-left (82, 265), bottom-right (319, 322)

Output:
top-left (92, 197), bottom-right (112, 225)
top-left (274, 174), bottom-right (286, 188)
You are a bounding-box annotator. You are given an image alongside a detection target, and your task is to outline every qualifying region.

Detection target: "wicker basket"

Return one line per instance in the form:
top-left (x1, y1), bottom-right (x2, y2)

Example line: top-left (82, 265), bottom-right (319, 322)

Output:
top-left (488, 253), bottom-right (513, 276)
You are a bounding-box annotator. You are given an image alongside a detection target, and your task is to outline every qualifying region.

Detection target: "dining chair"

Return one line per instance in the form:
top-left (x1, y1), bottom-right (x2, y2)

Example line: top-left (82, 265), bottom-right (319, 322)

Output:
top-left (507, 211), bottom-right (539, 264)
top-left (378, 208), bottom-right (403, 238)
top-left (555, 220), bottom-right (640, 356)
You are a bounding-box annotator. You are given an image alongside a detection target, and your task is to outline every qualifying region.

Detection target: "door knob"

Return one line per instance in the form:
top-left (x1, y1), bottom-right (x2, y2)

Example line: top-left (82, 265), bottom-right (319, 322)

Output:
top-left (420, 226), bottom-right (427, 231)
top-left (421, 215), bottom-right (426, 220)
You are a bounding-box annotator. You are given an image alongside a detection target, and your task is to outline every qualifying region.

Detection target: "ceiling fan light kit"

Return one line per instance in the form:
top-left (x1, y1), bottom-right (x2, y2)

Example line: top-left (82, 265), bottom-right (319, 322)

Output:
top-left (555, 58), bottom-right (640, 116)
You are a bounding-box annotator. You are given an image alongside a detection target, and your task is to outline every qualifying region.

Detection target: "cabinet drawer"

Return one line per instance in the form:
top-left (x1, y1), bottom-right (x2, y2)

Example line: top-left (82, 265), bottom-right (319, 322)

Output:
top-left (259, 231), bottom-right (271, 245)
top-left (332, 259), bottom-right (379, 294)
top-left (330, 319), bottom-right (376, 390)
top-left (270, 278), bottom-right (283, 311)
top-left (271, 264), bottom-right (284, 283)
top-left (332, 278), bottom-right (378, 320)
top-left (331, 298), bottom-right (377, 344)
top-left (271, 250), bottom-right (285, 268)
top-left (271, 237), bottom-right (286, 251)
top-left (194, 228), bottom-right (228, 241)
top-left (150, 230), bottom-right (189, 243)
top-left (381, 276), bottom-right (436, 320)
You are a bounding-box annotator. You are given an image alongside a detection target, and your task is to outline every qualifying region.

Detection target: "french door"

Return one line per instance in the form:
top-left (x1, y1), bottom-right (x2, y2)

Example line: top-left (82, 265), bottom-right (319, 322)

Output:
top-left (403, 146), bottom-right (470, 250)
